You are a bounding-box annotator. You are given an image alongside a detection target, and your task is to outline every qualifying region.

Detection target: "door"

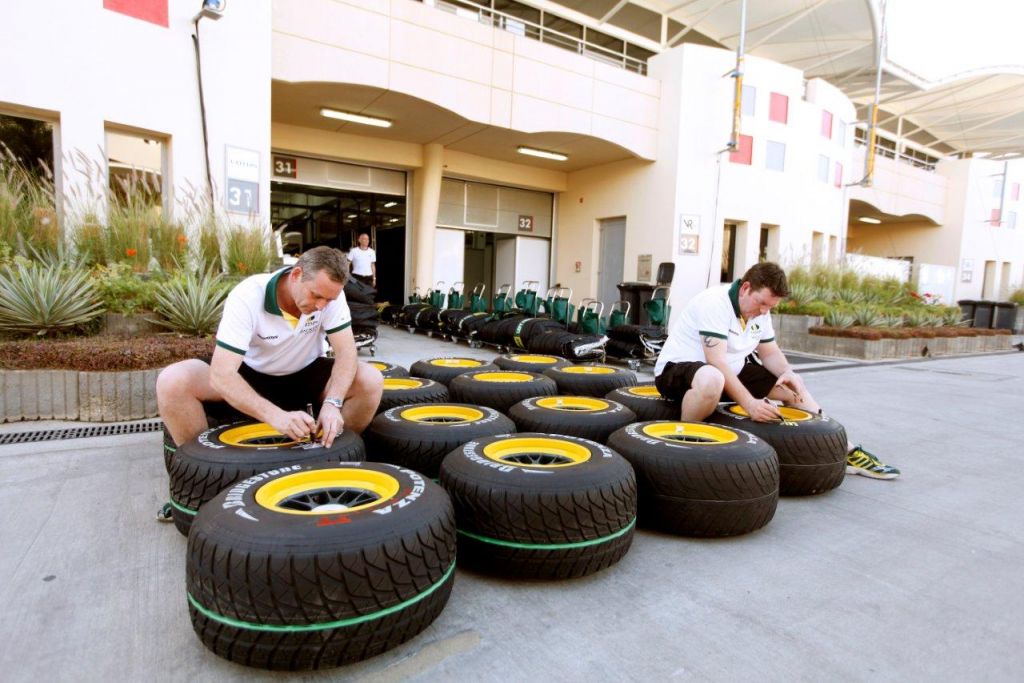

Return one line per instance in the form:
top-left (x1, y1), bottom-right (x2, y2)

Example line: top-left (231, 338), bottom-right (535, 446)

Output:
top-left (598, 218), bottom-right (626, 307)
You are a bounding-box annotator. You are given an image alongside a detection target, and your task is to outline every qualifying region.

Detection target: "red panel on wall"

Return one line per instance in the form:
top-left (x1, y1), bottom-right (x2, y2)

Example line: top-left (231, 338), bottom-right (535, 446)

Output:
top-left (729, 134), bottom-right (753, 165)
top-left (834, 162), bottom-right (843, 188)
top-left (104, 0), bottom-right (168, 27)
top-left (1013, 183), bottom-right (1021, 201)
top-left (821, 110), bottom-right (833, 139)
top-left (991, 209), bottom-right (1002, 225)
top-left (769, 93), bottom-right (788, 124)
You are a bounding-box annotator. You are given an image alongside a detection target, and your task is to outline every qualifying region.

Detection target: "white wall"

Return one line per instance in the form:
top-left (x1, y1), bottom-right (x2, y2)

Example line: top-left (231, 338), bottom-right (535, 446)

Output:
top-left (0, 1), bottom-right (271, 225)
top-left (848, 147), bottom-right (946, 224)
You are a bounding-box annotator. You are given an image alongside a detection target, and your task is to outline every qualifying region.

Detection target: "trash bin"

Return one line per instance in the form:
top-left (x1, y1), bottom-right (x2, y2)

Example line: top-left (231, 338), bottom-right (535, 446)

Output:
top-left (617, 282), bottom-right (655, 325)
top-left (956, 299), bottom-right (977, 326)
top-left (973, 300), bottom-right (996, 329)
top-left (993, 301), bottom-right (1018, 330)
top-left (656, 262), bottom-right (675, 285)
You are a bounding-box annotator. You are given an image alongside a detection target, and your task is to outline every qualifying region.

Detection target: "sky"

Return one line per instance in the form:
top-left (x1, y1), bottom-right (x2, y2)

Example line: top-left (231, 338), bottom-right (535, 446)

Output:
top-left (885, 0), bottom-right (1024, 81)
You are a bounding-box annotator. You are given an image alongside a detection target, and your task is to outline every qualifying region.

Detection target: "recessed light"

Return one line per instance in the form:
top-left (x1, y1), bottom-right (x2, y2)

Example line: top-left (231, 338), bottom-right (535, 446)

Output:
top-left (858, 216), bottom-right (882, 224)
top-left (346, 214), bottom-right (357, 219)
top-left (517, 146), bottom-right (568, 161)
top-left (320, 108), bottom-right (392, 128)
top-left (384, 201), bottom-right (397, 208)
top-left (389, 218), bottom-right (399, 223)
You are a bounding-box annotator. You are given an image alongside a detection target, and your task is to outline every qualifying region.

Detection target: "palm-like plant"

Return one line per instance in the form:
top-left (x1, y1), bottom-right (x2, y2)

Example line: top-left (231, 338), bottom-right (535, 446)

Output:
top-left (851, 304), bottom-right (884, 327)
top-left (152, 269), bottom-right (228, 336)
top-left (823, 309), bottom-right (855, 328)
top-left (0, 261), bottom-right (105, 336)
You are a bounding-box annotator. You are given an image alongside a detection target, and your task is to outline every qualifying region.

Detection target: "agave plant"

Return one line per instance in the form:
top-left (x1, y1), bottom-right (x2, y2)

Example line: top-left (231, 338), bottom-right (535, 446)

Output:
top-left (152, 269), bottom-right (229, 336)
top-left (0, 261), bottom-right (105, 336)
top-left (941, 306), bottom-right (967, 326)
top-left (786, 282), bottom-right (815, 306)
top-left (823, 308), bottom-right (855, 328)
top-left (903, 307), bottom-right (934, 328)
top-left (836, 287), bottom-right (866, 305)
top-left (851, 304), bottom-right (884, 327)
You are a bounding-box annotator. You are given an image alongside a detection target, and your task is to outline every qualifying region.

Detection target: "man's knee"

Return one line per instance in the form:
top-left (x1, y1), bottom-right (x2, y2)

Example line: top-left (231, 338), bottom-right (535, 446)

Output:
top-left (349, 362), bottom-right (384, 398)
top-left (157, 359), bottom-right (211, 402)
top-left (691, 365), bottom-right (725, 396)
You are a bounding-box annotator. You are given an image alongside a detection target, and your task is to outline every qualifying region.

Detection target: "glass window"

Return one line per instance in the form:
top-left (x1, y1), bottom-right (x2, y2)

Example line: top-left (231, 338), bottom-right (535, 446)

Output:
top-left (741, 85), bottom-right (756, 117)
top-left (837, 120), bottom-right (847, 146)
top-left (817, 155), bottom-right (830, 183)
top-left (768, 92), bottom-right (788, 123)
top-left (729, 134), bottom-right (753, 165)
top-left (834, 162), bottom-right (843, 188)
top-left (766, 141), bottom-right (785, 172)
top-left (821, 110), bottom-right (833, 139)
top-left (1007, 211), bottom-right (1017, 230)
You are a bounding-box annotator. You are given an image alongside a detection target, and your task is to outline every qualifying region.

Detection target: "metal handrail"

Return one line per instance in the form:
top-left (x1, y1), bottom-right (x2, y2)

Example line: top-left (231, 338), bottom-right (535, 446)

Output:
top-left (854, 127), bottom-right (938, 172)
top-left (430, 0), bottom-right (649, 75)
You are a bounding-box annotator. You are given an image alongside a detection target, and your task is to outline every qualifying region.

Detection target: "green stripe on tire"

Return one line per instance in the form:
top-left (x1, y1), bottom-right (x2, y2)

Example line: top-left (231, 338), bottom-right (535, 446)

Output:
top-left (169, 498), bottom-right (198, 516)
top-left (457, 518), bottom-right (636, 550)
top-left (187, 561), bottom-right (456, 633)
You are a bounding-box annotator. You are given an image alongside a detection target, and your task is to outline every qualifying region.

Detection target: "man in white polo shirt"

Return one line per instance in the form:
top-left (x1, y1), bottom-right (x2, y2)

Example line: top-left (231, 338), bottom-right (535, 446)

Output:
top-left (655, 262), bottom-right (899, 480)
top-left (348, 233), bottom-right (376, 290)
top-left (157, 246), bottom-right (383, 449)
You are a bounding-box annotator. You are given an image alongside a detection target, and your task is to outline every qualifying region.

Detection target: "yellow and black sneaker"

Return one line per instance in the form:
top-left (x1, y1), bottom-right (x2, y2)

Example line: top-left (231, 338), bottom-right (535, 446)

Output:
top-left (846, 446), bottom-right (900, 480)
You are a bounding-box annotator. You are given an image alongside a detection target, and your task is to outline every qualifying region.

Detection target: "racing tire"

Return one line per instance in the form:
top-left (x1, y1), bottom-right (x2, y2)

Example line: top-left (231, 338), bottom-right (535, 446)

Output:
top-left (508, 396), bottom-right (636, 443)
top-left (605, 384), bottom-right (681, 421)
top-left (364, 404), bottom-right (515, 478)
top-left (186, 462), bottom-right (456, 670)
top-left (493, 353), bottom-right (571, 374)
top-left (169, 422), bottom-right (365, 536)
top-left (410, 357), bottom-right (498, 386)
top-left (377, 377), bottom-right (450, 414)
top-left (543, 364), bottom-right (637, 397)
top-left (367, 361), bottom-right (409, 378)
top-left (449, 370), bottom-right (558, 414)
top-left (705, 403), bottom-right (847, 496)
top-left (439, 433), bottom-right (636, 579)
top-left (162, 406), bottom-right (247, 474)
top-left (607, 421), bottom-right (779, 537)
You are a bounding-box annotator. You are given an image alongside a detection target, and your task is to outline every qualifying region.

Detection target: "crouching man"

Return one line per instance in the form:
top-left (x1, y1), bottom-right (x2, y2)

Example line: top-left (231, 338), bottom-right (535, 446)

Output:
top-left (156, 246), bottom-right (383, 454)
top-left (654, 262), bottom-right (899, 480)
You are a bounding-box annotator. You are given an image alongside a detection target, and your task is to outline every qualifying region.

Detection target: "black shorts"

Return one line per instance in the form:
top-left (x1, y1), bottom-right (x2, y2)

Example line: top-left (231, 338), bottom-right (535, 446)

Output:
top-left (352, 273), bottom-right (374, 286)
top-left (237, 357), bottom-right (335, 412)
top-left (655, 359), bottom-right (778, 402)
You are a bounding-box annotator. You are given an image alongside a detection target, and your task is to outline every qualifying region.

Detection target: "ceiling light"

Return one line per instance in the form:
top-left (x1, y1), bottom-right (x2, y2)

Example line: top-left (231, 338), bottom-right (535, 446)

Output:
top-left (389, 218), bottom-right (399, 223)
top-left (517, 146), bottom-right (568, 161)
top-left (319, 108), bottom-right (392, 128)
top-left (384, 201), bottom-right (397, 208)
top-left (858, 216), bottom-right (882, 224)
top-left (346, 214), bottom-right (357, 219)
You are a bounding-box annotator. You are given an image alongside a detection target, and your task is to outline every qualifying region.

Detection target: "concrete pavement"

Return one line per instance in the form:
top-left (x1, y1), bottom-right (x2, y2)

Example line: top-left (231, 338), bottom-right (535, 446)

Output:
top-left (1, 327), bottom-right (1022, 681)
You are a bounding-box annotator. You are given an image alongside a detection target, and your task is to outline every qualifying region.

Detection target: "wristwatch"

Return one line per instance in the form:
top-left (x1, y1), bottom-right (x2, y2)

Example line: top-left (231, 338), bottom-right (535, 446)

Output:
top-left (323, 397), bottom-right (344, 409)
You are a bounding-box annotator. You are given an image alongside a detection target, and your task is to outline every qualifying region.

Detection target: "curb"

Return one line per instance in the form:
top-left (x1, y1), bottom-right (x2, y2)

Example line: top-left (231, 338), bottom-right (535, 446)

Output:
top-left (1, 368), bottom-right (160, 423)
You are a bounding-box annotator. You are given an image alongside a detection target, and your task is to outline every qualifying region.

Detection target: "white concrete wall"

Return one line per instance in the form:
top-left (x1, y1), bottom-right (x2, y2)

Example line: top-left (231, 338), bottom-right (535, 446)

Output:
top-left (849, 147), bottom-right (947, 224)
top-left (272, 0), bottom-right (659, 159)
top-left (0, 1), bottom-right (271, 224)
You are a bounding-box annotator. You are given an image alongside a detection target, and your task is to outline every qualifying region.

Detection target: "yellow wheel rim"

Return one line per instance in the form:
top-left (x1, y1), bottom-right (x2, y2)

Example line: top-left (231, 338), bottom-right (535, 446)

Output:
top-left (509, 355), bottom-right (560, 364)
top-left (482, 437), bottom-right (591, 467)
top-left (626, 386), bottom-right (663, 398)
top-left (399, 405), bottom-right (485, 423)
top-left (536, 396), bottom-right (609, 412)
top-left (383, 378), bottom-right (425, 390)
top-left (728, 405), bottom-right (813, 421)
top-left (429, 358), bottom-right (484, 368)
top-left (369, 361), bottom-right (390, 372)
top-left (219, 423), bottom-right (305, 448)
top-left (470, 372), bottom-right (535, 383)
top-left (641, 422), bottom-right (738, 444)
top-left (255, 469), bottom-right (400, 515)
top-left (560, 365), bottom-right (615, 375)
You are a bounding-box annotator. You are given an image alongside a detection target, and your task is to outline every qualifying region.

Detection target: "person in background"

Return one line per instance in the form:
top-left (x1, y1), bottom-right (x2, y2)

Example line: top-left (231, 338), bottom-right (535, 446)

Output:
top-left (348, 233), bottom-right (376, 292)
top-left (653, 261), bottom-right (900, 480)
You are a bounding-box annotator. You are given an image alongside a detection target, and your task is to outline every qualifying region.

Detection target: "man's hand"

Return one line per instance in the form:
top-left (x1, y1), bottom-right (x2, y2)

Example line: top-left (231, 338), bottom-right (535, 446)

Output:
top-left (270, 409), bottom-right (317, 442)
top-left (317, 402), bottom-right (345, 447)
top-left (773, 370), bottom-right (806, 404)
top-left (742, 396), bottom-right (783, 423)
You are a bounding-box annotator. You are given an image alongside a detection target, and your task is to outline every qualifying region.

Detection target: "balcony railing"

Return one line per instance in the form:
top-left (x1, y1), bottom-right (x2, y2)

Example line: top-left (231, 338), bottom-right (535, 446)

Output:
top-left (854, 128), bottom-right (938, 172)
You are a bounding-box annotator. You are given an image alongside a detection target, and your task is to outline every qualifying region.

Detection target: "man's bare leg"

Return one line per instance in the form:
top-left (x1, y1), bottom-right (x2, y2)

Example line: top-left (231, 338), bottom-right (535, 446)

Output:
top-left (156, 359), bottom-right (224, 445)
top-left (335, 362), bottom-right (384, 434)
top-left (681, 365), bottom-right (725, 422)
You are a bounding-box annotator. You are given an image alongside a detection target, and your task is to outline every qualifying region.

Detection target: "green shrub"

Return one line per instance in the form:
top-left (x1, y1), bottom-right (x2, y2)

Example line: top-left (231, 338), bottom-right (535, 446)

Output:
top-left (225, 224), bottom-right (272, 276)
top-left (789, 300), bottom-right (830, 317)
top-left (0, 145), bottom-right (58, 257)
top-left (786, 282), bottom-right (815, 306)
top-left (90, 264), bottom-right (163, 315)
top-left (0, 261), bottom-right (105, 336)
top-left (1009, 288), bottom-right (1024, 306)
top-left (851, 304), bottom-right (884, 327)
top-left (151, 269), bottom-right (229, 336)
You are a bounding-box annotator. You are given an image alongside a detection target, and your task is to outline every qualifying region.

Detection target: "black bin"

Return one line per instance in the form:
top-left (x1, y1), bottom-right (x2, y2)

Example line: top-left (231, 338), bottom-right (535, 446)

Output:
top-left (617, 282), bottom-right (655, 325)
top-left (993, 302), bottom-right (1018, 330)
top-left (656, 262), bottom-right (675, 285)
top-left (957, 299), bottom-right (977, 326)
top-left (973, 300), bottom-right (996, 329)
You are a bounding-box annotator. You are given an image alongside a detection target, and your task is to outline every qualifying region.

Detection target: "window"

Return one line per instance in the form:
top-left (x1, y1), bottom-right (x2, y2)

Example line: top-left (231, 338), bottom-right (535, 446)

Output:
top-left (994, 179), bottom-right (1004, 198)
top-left (817, 155), bottom-right (830, 183)
top-left (741, 85), bottom-right (756, 117)
top-left (768, 92), bottom-right (788, 123)
top-left (834, 162), bottom-right (843, 188)
top-left (991, 209), bottom-right (1001, 225)
top-left (1012, 183), bottom-right (1020, 201)
top-left (837, 120), bottom-right (847, 146)
top-left (759, 224), bottom-right (779, 262)
top-left (1007, 211), bottom-right (1018, 230)
top-left (821, 110), bottom-right (833, 139)
top-left (812, 231), bottom-right (825, 263)
top-left (721, 223), bottom-right (738, 282)
top-left (729, 134), bottom-right (753, 165)
top-left (765, 141), bottom-right (786, 172)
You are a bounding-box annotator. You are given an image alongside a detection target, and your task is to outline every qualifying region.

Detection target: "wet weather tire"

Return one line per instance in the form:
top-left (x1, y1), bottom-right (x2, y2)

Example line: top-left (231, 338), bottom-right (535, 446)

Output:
top-left (607, 421), bottom-right (779, 537)
top-left (543, 364), bottom-right (637, 397)
top-left (439, 433), bottom-right (637, 579)
top-left (376, 377), bottom-right (450, 414)
top-left (363, 404), bottom-right (515, 478)
top-left (367, 361), bottom-right (409, 378)
top-left (410, 357), bottom-right (498, 386)
top-left (705, 403), bottom-right (847, 496)
top-left (605, 384), bottom-right (681, 422)
top-left (508, 396), bottom-right (636, 443)
top-left (492, 353), bottom-right (571, 374)
top-left (186, 462), bottom-right (456, 670)
top-left (449, 370), bottom-right (557, 414)
top-left (169, 422), bottom-right (365, 536)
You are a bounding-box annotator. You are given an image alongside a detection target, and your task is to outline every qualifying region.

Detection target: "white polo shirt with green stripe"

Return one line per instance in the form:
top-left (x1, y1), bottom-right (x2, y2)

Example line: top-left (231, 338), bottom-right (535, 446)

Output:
top-left (654, 280), bottom-right (775, 376)
top-left (215, 267), bottom-right (351, 376)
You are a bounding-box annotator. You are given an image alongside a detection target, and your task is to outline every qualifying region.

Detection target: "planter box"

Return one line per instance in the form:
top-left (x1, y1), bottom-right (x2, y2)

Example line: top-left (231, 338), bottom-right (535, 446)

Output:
top-left (775, 314), bottom-right (823, 342)
top-left (1, 368), bottom-right (160, 423)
